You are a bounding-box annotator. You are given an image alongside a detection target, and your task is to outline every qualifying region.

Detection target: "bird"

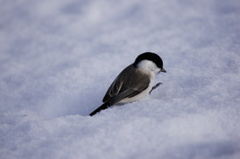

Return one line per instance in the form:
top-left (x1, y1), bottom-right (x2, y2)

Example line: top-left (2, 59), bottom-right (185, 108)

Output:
top-left (89, 52), bottom-right (166, 116)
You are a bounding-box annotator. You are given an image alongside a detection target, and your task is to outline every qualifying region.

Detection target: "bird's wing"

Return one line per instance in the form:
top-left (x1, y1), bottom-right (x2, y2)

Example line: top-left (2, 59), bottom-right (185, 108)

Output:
top-left (102, 64), bottom-right (150, 105)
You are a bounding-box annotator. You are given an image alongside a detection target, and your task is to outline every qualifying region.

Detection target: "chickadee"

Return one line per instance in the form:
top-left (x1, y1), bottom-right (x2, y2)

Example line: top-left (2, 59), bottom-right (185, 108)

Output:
top-left (89, 52), bottom-right (166, 116)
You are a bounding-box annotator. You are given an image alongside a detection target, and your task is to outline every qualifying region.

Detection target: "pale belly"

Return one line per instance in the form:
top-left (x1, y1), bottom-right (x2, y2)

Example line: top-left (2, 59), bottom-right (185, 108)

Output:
top-left (117, 84), bottom-right (152, 104)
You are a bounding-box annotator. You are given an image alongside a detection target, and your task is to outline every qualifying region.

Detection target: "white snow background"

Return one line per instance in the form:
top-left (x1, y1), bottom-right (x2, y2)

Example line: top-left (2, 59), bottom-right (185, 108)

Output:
top-left (1, 0), bottom-right (240, 159)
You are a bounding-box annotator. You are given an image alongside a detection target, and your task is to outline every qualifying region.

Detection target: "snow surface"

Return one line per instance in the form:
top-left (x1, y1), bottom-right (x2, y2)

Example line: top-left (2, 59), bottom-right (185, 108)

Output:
top-left (1, 0), bottom-right (240, 159)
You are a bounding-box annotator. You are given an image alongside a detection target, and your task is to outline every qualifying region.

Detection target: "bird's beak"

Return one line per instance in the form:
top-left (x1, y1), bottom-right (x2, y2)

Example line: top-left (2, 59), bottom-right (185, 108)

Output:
top-left (161, 68), bottom-right (167, 73)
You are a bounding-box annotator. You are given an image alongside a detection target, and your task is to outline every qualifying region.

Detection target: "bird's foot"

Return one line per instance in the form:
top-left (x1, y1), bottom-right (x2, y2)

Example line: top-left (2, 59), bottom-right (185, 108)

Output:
top-left (149, 82), bottom-right (162, 94)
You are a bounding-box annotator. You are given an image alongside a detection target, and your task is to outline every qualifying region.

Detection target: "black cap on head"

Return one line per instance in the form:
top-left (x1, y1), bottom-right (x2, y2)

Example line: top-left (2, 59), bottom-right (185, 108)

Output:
top-left (133, 52), bottom-right (164, 69)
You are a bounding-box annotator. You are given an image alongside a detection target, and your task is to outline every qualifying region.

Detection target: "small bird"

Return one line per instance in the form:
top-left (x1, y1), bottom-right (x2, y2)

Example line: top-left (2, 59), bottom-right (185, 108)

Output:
top-left (89, 52), bottom-right (166, 116)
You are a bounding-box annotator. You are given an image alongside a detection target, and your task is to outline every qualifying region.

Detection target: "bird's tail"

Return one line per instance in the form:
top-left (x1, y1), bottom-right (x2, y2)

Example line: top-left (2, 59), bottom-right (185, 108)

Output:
top-left (89, 102), bottom-right (110, 116)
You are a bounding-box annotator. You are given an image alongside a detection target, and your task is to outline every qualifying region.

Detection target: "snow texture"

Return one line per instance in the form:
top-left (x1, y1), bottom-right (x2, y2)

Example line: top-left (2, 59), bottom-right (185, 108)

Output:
top-left (1, 0), bottom-right (240, 159)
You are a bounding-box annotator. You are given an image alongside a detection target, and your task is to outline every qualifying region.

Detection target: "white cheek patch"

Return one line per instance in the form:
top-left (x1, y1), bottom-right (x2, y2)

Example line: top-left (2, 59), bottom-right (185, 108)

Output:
top-left (137, 60), bottom-right (160, 74)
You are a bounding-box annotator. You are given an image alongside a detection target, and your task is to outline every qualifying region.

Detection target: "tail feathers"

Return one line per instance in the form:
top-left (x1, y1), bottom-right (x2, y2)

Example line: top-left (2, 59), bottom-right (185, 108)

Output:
top-left (89, 102), bottom-right (111, 116)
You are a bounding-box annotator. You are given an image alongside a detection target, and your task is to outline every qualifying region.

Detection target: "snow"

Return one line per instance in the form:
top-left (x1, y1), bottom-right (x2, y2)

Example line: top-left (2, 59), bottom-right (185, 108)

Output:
top-left (1, 0), bottom-right (240, 158)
